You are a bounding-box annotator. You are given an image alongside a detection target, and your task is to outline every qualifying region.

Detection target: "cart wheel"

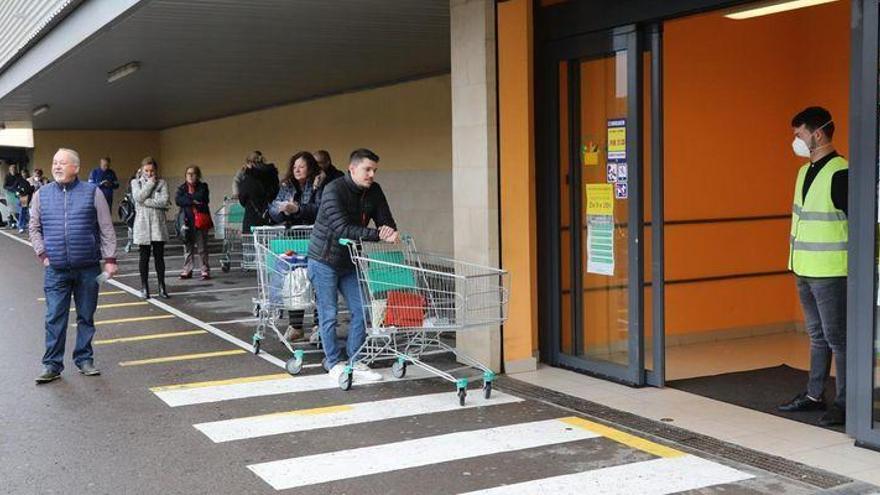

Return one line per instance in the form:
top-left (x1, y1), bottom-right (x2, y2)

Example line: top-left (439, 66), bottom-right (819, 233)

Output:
top-left (252, 304), bottom-right (261, 318)
top-left (285, 357), bottom-right (303, 375)
top-left (221, 261), bottom-right (230, 273)
top-left (483, 381), bottom-right (492, 399)
top-left (458, 388), bottom-right (467, 407)
top-left (391, 360), bottom-right (407, 379)
top-left (339, 370), bottom-right (353, 391)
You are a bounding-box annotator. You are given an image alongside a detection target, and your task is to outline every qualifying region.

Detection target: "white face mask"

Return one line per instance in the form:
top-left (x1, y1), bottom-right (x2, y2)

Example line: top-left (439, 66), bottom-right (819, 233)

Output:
top-left (791, 120), bottom-right (833, 158)
top-left (792, 137), bottom-right (811, 158)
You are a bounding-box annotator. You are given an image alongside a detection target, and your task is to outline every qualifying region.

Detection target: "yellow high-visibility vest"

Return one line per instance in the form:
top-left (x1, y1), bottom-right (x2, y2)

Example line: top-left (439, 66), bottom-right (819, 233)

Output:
top-left (789, 156), bottom-right (848, 277)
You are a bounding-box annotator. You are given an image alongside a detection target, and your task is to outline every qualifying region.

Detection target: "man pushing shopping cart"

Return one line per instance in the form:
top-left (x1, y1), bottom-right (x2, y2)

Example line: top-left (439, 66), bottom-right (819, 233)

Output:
top-left (306, 148), bottom-right (399, 383)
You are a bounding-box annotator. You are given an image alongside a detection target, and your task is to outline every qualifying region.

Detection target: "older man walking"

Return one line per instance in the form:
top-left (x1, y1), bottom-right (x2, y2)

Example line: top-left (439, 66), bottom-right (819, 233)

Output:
top-left (29, 148), bottom-right (118, 383)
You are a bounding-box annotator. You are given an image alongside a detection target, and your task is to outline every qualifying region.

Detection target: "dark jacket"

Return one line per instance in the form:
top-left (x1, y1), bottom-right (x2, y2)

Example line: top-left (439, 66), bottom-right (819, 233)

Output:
top-left (175, 181), bottom-right (211, 229)
top-left (308, 173), bottom-right (396, 270)
top-left (237, 163), bottom-right (280, 232)
top-left (39, 179), bottom-right (102, 269)
top-left (3, 172), bottom-right (22, 193)
top-left (270, 179), bottom-right (323, 226)
top-left (321, 164), bottom-right (345, 184)
top-left (10, 174), bottom-right (33, 204)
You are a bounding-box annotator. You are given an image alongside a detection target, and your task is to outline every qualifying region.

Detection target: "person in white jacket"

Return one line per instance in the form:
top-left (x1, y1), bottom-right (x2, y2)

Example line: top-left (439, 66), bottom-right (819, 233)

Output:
top-left (131, 156), bottom-right (170, 299)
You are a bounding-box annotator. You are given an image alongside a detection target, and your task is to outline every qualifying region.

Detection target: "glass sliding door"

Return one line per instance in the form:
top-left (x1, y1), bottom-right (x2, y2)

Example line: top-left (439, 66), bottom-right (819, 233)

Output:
top-left (544, 26), bottom-right (647, 385)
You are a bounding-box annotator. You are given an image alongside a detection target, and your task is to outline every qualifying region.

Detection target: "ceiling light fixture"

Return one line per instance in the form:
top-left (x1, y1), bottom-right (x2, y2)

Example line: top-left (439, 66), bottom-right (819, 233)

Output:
top-left (107, 61), bottom-right (140, 84)
top-left (724, 0), bottom-right (838, 20)
top-left (32, 105), bottom-right (50, 117)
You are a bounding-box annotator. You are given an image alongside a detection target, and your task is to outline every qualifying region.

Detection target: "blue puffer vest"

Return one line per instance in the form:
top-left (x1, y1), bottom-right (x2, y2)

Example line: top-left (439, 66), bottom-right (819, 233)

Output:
top-left (40, 179), bottom-right (101, 269)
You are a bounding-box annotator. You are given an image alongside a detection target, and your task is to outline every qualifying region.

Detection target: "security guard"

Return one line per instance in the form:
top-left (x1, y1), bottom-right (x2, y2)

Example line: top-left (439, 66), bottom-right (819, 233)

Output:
top-left (778, 107), bottom-right (848, 427)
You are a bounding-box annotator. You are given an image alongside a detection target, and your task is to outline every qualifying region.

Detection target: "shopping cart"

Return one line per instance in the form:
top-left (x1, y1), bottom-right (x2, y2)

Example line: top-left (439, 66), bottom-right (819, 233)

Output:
top-left (340, 236), bottom-right (509, 405)
top-left (214, 197), bottom-right (256, 272)
top-left (251, 225), bottom-right (317, 374)
top-left (0, 196), bottom-right (13, 228)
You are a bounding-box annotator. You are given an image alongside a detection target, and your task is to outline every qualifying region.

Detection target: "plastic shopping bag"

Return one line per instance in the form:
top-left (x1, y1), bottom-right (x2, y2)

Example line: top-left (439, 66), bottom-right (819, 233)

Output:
top-left (371, 299), bottom-right (387, 328)
top-left (282, 267), bottom-right (313, 308)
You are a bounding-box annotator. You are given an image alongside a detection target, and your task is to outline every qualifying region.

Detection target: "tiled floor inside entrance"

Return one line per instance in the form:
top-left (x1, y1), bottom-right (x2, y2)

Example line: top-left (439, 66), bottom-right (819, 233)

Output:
top-left (510, 364), bottom-right (880, 487)
top-left (664, 330), bottom-right (811, 380)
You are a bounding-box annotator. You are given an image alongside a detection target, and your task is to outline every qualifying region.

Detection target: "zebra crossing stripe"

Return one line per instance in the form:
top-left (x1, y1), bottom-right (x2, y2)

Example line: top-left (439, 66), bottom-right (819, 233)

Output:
top-left (151, 373), bottom-right (291, 392)
top-left (247, 416), bottom-right (601, 490)
top-left (151, 367), bottom-right (433, 407)
top-left (194, 390), bottom-right (523, 443)
top-left (457, 455), bottom-right (753, 495)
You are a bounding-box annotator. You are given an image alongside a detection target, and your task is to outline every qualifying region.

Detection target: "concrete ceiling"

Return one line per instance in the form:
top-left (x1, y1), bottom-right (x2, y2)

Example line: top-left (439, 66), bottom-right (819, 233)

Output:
top-left (0, 0), bottom-right (450, 130)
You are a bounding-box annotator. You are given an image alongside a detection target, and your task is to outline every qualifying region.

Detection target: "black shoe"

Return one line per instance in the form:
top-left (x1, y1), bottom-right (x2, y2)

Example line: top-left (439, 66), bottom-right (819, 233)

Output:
top-left (819, 404), bottom-right (846, 426)
top-left (78, 361), bottom-right (101, 376)
top-left (157, 285), bottom-right (170, 299)
top-left (35, 367), bottom-right (61, 384)
top-left (139, 287), bottom-right (150, 299)
top-left (778, 392), bottom-right (826, 412)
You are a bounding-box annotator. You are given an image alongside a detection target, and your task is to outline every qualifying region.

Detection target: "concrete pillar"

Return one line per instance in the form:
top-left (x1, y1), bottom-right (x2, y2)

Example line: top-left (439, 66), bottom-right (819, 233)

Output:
top-left (450, 0), bottom-right (500, 372)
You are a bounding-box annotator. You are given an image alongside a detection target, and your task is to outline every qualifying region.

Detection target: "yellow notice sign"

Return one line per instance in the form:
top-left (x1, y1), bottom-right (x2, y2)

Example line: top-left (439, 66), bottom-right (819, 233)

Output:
top-left (586, 184), bottom-right (614, 216)
top-left (607, 119), bottom-right (626, 161)
top-left (581, 142), bottom-right (599, 166)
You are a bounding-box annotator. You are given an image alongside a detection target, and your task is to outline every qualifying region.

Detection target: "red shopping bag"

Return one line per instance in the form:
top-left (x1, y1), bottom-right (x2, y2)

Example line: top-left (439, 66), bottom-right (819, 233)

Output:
top-left (384, 291), bottom-right (426, 327)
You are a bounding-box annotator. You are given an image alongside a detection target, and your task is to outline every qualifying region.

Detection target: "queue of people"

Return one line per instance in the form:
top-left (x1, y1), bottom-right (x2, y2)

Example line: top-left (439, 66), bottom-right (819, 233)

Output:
top-left (28, 146), bottom-right (399, 384)
top-left (2, 163), bottom-right (41, 233)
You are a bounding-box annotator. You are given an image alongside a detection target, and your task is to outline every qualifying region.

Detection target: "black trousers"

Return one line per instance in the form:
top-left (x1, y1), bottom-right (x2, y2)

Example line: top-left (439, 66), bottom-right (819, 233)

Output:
top-left (139, 241), bottom-right (166, 288)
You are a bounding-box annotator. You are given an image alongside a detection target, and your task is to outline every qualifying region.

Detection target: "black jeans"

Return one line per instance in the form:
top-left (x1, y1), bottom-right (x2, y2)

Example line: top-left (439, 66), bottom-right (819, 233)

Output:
top-left (796, 276), bottom-right (847, 407)
top-left (139, 241), bottom-right (166, 288)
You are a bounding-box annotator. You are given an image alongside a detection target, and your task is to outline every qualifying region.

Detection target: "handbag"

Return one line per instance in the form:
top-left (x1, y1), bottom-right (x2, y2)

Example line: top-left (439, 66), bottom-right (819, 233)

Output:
top-left (175, 208), bottom-right (192, 242)
top-left (194, 208), bottom-right (214, 230)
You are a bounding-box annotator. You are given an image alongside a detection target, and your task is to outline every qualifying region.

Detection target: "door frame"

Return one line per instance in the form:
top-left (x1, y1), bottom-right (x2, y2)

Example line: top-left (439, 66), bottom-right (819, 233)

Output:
top-left (537, 25), bottom-right (648, 386)
top-left (849, 0), bottom-right (880, 450)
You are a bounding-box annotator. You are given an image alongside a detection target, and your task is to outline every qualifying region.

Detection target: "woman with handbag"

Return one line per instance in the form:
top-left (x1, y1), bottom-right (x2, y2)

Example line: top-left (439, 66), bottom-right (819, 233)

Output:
top-left (270, 151), bottom-right (324, 342)
top-left (175, 165), bottom-right (212, 280)
top-left (132, 157), bottom-right (171, 299)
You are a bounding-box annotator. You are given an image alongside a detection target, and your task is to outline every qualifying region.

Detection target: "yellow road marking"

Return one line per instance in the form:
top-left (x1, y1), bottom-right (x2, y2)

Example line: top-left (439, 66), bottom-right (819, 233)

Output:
top-left (560, 417), bottom-right (685, 458)
top-left (72, 301), bottom-right (149, 311)
top-left (39, 290), bottom-right (126, 301)
top-left (72, 314), bottom-right (175, 327)
top-left (119, 349), bottom-right (247, 367)
top-left (150, 373), bottom-right (291, 392)
top-left (94, 330), bottom-right (207, 345)
top-left (247, 405), bottom-right (355, 421)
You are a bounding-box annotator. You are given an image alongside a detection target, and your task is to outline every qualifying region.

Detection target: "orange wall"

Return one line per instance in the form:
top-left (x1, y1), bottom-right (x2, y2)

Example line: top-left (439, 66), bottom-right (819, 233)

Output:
top-left (663, 0), bottom-right (850, 337)
top-left (498, 0), bottom-right (539, 366)
top-left (497, 0), bottom-right (851, 364)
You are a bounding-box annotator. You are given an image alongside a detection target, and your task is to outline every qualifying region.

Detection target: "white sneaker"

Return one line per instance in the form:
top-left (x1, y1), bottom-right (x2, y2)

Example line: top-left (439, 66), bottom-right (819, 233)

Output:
top-left (351, 362), bottom-right (383, 382)
top-left (328, 363), bottom-right (347, 381)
